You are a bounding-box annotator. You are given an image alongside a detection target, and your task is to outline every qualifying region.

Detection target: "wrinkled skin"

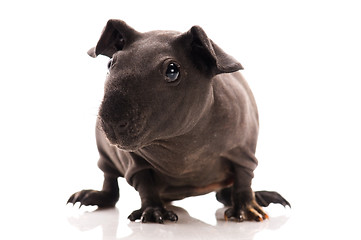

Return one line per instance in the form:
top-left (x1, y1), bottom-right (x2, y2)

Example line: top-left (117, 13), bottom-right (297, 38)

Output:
top-left (68, 19), bottom-right (290, 223)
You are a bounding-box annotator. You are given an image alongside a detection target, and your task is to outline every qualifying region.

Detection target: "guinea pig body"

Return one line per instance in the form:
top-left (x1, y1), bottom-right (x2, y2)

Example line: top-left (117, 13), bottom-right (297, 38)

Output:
top-left (68, 20), bottom-right (290, 223)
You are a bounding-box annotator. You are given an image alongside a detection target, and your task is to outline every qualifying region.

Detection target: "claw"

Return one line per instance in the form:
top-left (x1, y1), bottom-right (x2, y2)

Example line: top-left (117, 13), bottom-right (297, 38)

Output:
top-left (248, 208), bottom-right (264, 222)
top-left (255, 215), bottom-right (263, 222)
top-left (164, 210), bottom-right (178, 222)
top-left (224, 200), bottom-right (268, 223)
top-left (224, 208), bottom-right (244, 222)
top-left (153, 209), bottom-right (163, 223)
top-left (67, 194), bottom-right (78, 205)
top-left (141, 217), bottom-right (149, 223)
top-left (128, 209), bottom-right (142, 221)
top-left (156, 217), bottom-right (164, 224)
top-left (129, 207), bottom-right (178, 223)
top-left (66, 196), bottom-right (74, 205)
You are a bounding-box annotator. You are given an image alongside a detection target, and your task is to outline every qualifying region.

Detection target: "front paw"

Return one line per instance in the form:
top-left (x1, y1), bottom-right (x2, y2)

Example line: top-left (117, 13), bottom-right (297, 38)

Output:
top-left (67, 189), bottom-right (119, 208)
top-left (128, 206), bottom-right (178, 223)
top-left (224, 200), bottom-right (269, 222)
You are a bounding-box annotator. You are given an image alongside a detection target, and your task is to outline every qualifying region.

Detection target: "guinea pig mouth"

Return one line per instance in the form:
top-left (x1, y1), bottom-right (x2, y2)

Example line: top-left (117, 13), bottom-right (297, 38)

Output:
top-left (115, 143), bottom-right (142, 151)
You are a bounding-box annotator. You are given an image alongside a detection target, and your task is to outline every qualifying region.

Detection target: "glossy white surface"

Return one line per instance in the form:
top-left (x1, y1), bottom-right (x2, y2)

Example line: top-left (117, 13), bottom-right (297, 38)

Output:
top-left (1, 181), bottom-right (359, 240)
top-left (1, 0), bottom-right (361, 239)
top-left (65, 197), bottom-right (291, 240)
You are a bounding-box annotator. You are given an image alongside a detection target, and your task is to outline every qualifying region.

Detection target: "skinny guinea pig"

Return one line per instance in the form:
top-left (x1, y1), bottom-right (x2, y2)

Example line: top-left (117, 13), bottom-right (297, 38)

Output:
top-left (68, 19), bottom-right (290, 223)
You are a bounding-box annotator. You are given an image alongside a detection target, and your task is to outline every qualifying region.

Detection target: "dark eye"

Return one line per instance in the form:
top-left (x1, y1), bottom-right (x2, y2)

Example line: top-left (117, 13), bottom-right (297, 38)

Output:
top-left (107, 58), bottom-right (113, 70)
top-left (165, 63), bottom-right (180, 82)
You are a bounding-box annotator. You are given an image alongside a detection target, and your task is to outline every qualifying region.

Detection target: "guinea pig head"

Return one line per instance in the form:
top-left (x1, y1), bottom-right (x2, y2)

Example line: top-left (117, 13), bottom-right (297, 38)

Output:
top-left (89, 19), bottom-right (243, 151)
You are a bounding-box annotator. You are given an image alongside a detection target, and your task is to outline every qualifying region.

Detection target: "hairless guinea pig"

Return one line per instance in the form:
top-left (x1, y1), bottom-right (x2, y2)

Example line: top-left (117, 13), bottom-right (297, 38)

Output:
top-left (68, 19), bottom-right (290, 223)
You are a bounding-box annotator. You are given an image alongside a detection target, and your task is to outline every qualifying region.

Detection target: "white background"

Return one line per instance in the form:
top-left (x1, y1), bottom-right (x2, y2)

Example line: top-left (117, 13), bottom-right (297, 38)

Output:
top-left (1, 0), bottom-right (360, 239)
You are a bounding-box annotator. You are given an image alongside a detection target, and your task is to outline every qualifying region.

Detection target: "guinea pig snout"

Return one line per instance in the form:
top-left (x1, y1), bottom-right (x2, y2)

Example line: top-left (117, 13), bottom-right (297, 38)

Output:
top-left (99, 119), bottom-right (129, 145)
top-left (98, 94), bottom-right (134, 137)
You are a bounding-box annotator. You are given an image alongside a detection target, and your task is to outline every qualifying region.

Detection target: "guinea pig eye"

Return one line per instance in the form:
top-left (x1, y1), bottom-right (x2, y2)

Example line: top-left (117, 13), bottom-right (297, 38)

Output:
top-left (107, 58), bottom-right (113, 70)
top-left (165, 63), bottom-right (180, 82)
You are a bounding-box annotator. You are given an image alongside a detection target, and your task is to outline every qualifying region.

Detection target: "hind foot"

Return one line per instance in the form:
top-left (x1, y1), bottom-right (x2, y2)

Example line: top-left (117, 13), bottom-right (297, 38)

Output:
top-left (217, 188), bottom-right (291, 208)
top-left (255, 191), bottom-right (291, 208)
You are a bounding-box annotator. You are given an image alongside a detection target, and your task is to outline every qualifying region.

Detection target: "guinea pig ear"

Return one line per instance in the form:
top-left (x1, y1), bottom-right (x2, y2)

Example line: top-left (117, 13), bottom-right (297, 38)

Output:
top-left (88, 19), bottom-right (140, 58)
top-left (180, 26), bottom-right (243, 75)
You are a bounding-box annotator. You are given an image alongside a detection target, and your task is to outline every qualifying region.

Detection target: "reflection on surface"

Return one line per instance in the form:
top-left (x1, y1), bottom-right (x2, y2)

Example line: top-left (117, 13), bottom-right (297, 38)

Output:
top-left (67, 205), bottom-right (290, 240)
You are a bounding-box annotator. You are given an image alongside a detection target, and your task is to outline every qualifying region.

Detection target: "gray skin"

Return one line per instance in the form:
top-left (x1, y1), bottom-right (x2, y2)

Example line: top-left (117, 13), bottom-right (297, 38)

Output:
top-left (68, 19), bottom-right (290, 223)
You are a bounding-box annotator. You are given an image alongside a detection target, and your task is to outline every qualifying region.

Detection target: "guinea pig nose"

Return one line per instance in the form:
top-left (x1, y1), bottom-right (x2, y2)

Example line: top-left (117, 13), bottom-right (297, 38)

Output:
top-left (99, 93), bottom-right (132, 123)
top-left (116, 120), bottom-right (129, 132)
